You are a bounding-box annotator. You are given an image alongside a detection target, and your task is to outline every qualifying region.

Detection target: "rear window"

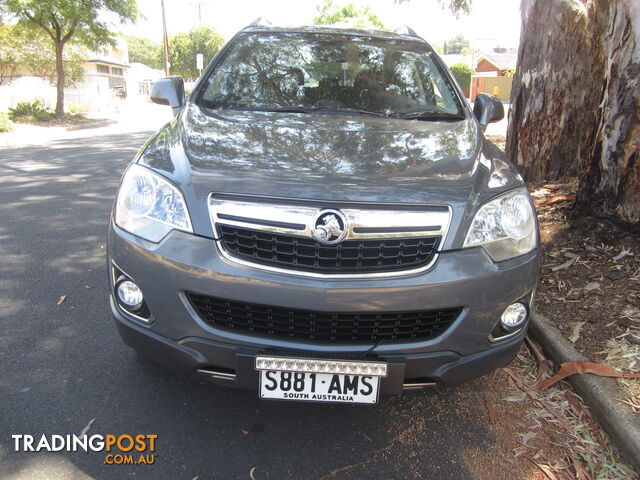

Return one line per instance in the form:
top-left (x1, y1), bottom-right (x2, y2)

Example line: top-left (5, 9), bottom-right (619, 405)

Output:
top-left (198, 32), bottom-right (462, 117)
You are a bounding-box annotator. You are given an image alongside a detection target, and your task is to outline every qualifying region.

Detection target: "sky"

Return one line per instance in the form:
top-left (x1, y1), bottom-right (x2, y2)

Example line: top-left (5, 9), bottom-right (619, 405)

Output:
top-left (121, 0), bottom-right (522, 50)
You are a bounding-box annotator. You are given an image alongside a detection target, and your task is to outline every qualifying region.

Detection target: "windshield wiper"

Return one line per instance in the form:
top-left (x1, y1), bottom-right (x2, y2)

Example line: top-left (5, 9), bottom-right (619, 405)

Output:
top-left (398, 110), bottom-right (465, 121)
top-left (246, 106), bottom-right (390, 117)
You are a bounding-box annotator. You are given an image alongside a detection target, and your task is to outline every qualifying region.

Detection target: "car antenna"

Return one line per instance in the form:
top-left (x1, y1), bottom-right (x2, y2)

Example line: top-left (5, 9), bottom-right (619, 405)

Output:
top-left (360, 337), bottom-right (385, 358)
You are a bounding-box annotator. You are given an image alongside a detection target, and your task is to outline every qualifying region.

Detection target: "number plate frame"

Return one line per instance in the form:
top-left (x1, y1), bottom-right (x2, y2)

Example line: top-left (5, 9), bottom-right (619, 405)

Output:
top-left (255, 356), bottom-right (387, 404)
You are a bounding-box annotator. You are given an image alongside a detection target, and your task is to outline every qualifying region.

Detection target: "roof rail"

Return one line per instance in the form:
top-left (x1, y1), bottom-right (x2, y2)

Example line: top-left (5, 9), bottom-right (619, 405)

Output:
top-left (248, 16), bottom-right (272, 27)
top-left (394, 25), bottom-right (419, 37)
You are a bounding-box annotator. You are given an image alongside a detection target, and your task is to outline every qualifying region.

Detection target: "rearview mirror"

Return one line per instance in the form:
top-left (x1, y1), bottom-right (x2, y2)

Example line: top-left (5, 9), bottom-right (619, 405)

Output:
top-left (473, 93), bottom-right (504, 130)
top-left (150, 76), bottom-right (185, 116)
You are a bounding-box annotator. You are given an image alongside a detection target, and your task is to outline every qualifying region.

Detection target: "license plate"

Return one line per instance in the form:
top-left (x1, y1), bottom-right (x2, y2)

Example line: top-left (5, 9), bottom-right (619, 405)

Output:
top-left (255, 356), bottom-right (386, 404)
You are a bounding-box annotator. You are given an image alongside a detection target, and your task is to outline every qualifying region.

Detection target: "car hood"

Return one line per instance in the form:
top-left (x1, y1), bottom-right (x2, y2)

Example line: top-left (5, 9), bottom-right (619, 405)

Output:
top-left (137, 102), bottom-right (523, 246)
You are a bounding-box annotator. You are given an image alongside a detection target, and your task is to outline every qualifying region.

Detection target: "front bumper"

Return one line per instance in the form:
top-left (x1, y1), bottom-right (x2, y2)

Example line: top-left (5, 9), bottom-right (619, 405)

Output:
top-left (108, 222), bottom-right (538, 392)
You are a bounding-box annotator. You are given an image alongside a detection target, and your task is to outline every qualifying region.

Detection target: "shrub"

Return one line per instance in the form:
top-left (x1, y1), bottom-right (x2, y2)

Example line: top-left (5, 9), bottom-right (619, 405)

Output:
top-left (0, 112), bottom-right (14, 132)
top-left (450, 63), bottom-right (473, 90)
top-left (8, 98), bottom-right (55, 122)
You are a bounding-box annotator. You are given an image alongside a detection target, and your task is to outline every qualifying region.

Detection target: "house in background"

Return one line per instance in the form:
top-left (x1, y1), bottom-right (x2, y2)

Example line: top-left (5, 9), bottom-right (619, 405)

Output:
top-left (80, 37), bottom-right (130, 97)
top-left (475, 53), bottom-right (517, 76)
top-left (471, 52), bottom-right (517, 102)
top-left (125, 62), bottom-right (164, 97)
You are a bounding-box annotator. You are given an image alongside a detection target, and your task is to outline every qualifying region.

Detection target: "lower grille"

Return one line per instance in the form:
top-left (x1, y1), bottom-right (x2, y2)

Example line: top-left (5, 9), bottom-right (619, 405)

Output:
top-left (186, 292), bottom-right (460, 344)
top-left (217, 225), bottom-right (441, 274)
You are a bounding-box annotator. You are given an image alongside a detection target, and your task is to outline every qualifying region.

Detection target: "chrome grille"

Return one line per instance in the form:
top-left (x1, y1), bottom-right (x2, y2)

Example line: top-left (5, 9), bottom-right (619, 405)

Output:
top-left (209, 194), bottom-right (451, 277)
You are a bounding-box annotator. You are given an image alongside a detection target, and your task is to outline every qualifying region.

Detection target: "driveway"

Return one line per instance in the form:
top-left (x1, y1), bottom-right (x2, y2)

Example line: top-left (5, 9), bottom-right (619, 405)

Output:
top-left (0, 128), bottom-right (498, 479)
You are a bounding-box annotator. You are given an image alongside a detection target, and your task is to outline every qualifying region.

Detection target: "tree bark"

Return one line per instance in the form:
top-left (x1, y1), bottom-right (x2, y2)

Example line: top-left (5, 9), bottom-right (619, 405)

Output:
top-left (55, 41), bottom-right (65, 116)
top-left (506, 0), bottom-right (607, 181)
top-left (507, 0), bottom-right (640, 224)
top-left (576, 0), bottom-right (640, 223)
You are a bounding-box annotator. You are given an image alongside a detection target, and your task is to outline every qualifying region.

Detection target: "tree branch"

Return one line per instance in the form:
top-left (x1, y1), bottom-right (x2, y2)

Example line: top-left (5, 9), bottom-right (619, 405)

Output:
top-left (24, 12), bottom-right (56, 42)
top-left (50, 13), bottom-right (62, 40)
top-left (61, 19), bottom-right (79, 45)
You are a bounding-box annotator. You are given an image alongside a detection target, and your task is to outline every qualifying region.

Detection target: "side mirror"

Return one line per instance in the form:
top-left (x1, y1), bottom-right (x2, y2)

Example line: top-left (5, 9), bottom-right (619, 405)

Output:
top-left (473, 93), bottom-right (504, 130)
top-left (150, 76), bottom-right (185, 116)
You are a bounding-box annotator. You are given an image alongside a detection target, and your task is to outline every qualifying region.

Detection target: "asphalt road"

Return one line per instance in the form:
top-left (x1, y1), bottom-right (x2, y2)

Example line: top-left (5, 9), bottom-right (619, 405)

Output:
top-left (0, 129), bottom-right (496, 480)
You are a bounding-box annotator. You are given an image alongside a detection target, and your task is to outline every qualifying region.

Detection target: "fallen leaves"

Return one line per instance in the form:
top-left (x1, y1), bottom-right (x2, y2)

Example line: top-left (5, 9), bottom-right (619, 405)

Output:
top-left (583, 282), bottom-right (600, 293)
top-left (570, 322), bottom-right (585, 343)
top-left (483, 393), bottom-right (499, 424)
top-left (535, 361), bottom-right (640, 390)
top-left (56, 295), bottom-right (67, 305)
top-left (612, 248), bottom-right (633, 261)
top-left (538, 193), bottom-right (576, 207)
top-left (551, 254), bottom-right (579, 272)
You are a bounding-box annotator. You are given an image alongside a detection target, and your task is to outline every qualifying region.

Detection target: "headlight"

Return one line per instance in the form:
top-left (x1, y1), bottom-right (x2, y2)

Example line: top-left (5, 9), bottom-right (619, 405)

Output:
top-left (463, 188), bottom-right (536, 261)
top-left (115, 164), bottom-right (192, 242)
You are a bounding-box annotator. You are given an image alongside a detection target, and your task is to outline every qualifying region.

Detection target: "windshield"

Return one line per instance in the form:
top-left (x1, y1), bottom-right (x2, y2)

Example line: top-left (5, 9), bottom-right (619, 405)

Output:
top-left (198, 31), bottom-right (464, 118)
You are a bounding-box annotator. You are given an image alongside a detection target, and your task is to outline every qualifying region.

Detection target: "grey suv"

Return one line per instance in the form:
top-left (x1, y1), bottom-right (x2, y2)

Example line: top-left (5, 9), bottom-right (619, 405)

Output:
top-left (108, 24), bottom-right (539, 404)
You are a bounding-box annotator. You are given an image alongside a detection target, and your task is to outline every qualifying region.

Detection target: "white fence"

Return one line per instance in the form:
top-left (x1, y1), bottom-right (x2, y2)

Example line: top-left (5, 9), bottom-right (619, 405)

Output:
top-left (0, 75), bottom-right (137, 115)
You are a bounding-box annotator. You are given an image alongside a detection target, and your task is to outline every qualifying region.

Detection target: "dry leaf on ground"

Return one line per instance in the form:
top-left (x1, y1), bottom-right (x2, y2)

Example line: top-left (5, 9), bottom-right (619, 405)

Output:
top-left (536, 361), bottom-right (640, 390)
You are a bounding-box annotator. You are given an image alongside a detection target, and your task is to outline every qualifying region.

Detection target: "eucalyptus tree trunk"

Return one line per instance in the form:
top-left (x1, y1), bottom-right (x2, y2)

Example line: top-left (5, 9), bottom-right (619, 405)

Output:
top-left (507, 0), bottom-right (640, 224)
top-left (576, 0), bottom-right (640, 223)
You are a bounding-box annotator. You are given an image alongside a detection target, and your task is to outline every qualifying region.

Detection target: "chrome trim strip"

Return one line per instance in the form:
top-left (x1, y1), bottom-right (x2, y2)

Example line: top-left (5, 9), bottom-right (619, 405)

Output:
top-left (110, 260), bottom-right (154, 324)
top-left (194, 368), bottom-right (237, 381)
top-left (208, 193), bottom-right (452, 278)
top-left (210, 195), bottom-right (450, 240)
top-left (488, 327), bottom-right (524, 343)
top-left (402, 380), bottom-right (437, 390)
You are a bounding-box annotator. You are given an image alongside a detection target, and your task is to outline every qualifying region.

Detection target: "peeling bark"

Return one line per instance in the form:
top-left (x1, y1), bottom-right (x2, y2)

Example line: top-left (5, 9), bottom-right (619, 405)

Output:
top-left (576, 0), bottom-right (640, 223)
top-left (507, 0), bottom-right (607, 181)
top-left (508, 0), bottom-right (640, 224)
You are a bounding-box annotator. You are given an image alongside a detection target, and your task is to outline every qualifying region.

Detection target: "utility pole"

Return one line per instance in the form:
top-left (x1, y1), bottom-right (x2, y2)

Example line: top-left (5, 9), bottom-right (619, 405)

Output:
top-left (161, 0), bottom-right (171, 76)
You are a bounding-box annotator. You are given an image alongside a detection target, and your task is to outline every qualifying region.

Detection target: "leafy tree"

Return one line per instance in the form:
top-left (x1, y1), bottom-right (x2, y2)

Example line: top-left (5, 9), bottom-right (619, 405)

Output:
top-left (396, 0), bottom-right (471, 17)
top-left (444, 34), bottom-right (469, 54)
top-left (168, 26), bottom-right (224, 80)
top-left (313, 0), bottom-right (386, 30)
top-left (0, 24), bottom-right (22, 84)
top-left (126, 35), bottom-right (162, 69)
top-left (20, 27), bottom-right (87, 86)
top-left (3, 0), bottom-right (138, 116)
top-left (0, 24), bottom-right (86, 86)
top-left (449, 62), bottom-right (472, 90)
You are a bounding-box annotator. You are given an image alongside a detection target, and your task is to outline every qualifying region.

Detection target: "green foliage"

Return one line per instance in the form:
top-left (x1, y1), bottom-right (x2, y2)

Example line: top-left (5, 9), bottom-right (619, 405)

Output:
top-left (396, 0), bottom-right (472, 17)
top-left (8, 98), bottom-right (55, 122)
top-left (440, 0), bottom-right (472, 16)
top-left (0, 24), bottom-right (87, 86)
top-left (0, 112), bottom-right (15, 132)
top-left (313, 0), bottom-right (386, 30)
top-left (126, 35), bottom-right (163, 69)
top-left (169, 26), bottom-right (224, 79)
top-left (4, 0), bottom-right (138, 51)
top-left (0, 24), bottom-right (22, 84)
top-left (3, 0), bottom-right (138, 114)
top-left (443, 34), bottom-right (469, 54)
top-left (450, 62), bottom-right (472, 89)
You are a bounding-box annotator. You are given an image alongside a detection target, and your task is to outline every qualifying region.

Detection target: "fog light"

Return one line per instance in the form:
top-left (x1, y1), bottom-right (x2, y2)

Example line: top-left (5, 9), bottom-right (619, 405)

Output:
top-left (500, 302), bottom-right (528, 331)
top-left (116, 280), bottom-right (143, 309)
